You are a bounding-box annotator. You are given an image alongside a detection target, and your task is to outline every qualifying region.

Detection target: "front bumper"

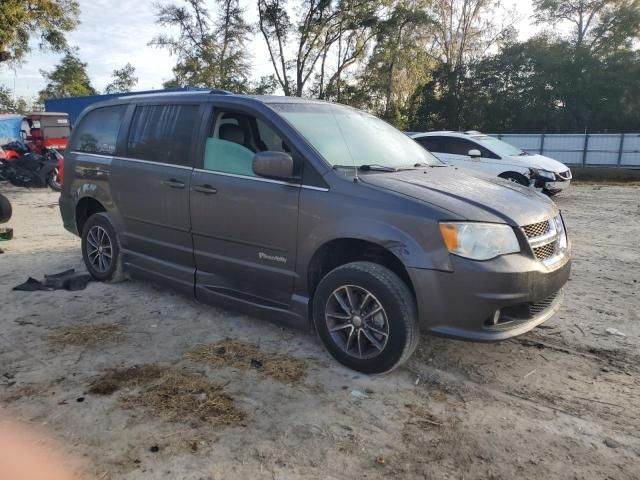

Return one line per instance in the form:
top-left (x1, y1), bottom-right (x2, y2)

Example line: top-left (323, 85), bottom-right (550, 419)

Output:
top-left (530, 169), bottom-right (572, 193)
top-left (542, 179), bottom-right (571, 193)
top-left (408, 252), bottom-right (571, 341)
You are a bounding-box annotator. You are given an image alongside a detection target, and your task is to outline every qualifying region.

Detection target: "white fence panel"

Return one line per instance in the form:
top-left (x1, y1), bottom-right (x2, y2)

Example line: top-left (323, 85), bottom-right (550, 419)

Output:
top-left (490, 133), bottom-right (640, 167)
top-left (622, 134), bottom-right (640, 166)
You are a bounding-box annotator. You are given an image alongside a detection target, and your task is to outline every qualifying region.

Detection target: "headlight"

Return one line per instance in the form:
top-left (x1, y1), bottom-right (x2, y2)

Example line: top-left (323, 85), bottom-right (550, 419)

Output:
top-left (530, 168), bottom-right (556, 181)
top-left (439, 222), bottom-right (520, 261)
top-left (555, 213), bottom-right (568, 252)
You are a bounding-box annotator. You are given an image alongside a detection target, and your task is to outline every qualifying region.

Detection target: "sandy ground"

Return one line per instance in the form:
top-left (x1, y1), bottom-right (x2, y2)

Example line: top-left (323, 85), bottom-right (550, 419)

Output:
top-left (0, 182), bottom-right (639, 480)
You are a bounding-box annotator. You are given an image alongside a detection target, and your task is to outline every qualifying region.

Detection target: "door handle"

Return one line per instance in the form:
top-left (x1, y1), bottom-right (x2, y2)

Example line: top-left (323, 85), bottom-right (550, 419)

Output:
top-left (163, 178), bottom-right (185, 189)
top-left (193, 185), bottom-right (218, 195)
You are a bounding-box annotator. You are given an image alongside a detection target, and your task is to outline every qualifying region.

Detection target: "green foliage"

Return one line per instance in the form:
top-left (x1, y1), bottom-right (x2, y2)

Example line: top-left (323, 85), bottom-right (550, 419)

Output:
top-left (533, 0), bottom-right (640, 53)
top-left (353, 1), bottom-right (433, 126)
top-left (105, 63), bottom-right (139, 94)
top-left (406, 0), bottom-right (640, 132)
top-left (38, 52), bottom-right (97, 102)
top-left (0, 0), bottom-right (80, 64)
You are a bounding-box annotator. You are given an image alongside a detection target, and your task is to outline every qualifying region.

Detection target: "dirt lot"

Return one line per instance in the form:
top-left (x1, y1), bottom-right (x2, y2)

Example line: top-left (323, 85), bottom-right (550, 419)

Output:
top-left (1, 183), bottom-right (639, 479)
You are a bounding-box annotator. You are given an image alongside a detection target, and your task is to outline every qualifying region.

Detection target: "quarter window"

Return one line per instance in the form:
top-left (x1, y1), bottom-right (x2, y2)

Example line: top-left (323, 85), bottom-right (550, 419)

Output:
top-left (70, 105), bottom-right (126, 155)
top-left (127, 104), bottom-right (199, 166)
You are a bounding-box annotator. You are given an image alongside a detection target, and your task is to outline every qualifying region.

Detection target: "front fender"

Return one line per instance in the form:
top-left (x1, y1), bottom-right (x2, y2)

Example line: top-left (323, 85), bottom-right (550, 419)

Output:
top-left (304, 216), bottom-right (451, 271)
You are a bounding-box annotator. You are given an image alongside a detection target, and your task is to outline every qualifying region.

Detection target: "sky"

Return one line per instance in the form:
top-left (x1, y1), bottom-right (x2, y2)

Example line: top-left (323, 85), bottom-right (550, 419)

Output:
top-left (0, 0), bottom-right (536, 100)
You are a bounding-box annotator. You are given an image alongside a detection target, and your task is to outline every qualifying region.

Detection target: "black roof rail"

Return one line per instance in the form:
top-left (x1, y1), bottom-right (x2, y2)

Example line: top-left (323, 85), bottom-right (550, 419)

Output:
top-left (209, 89), bottom-right (234, 95)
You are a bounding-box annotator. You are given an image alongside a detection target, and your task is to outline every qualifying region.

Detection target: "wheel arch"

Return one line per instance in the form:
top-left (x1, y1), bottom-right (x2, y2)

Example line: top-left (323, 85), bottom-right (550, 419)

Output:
top-left (306, 237), bottom-right (416, 307)
top-left (75, 197), bottom-right (106, 235)
top-left (498, 170), bottom-right (531, 186)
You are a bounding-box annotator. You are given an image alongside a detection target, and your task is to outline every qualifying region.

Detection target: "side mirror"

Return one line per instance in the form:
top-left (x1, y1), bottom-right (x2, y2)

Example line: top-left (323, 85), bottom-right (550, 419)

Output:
top-left (252, 151), bottom-right (295, 181)
top-left (468, 149), bottom-right (482, 158)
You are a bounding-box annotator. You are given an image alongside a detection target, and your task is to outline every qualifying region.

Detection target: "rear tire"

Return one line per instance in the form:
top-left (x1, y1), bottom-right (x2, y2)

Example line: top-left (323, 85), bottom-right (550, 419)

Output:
top-left (81, 213), bottom-right (125, 283)
top-left (498, 171), bottom-right (529, 186)
top-left (313, 261), bottom-right (419, 374)
top-left (47, 168), bottom-right (62, 191)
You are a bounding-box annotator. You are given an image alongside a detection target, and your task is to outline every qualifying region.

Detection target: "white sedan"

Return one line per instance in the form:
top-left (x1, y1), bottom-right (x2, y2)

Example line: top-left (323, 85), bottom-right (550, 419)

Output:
top-left (409, 131), bottom-right (572, 195)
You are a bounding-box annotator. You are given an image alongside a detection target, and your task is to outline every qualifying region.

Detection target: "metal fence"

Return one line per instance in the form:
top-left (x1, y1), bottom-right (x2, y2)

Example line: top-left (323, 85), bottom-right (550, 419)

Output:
top-left (490, 133), bottom-right (640, 167)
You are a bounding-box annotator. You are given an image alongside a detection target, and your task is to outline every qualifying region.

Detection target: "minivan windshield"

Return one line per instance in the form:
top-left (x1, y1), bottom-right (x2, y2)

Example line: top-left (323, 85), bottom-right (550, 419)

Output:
top-left (472, 135), bottom-right (525, 157)
top-left (271, 103), bottom-right (442, 170)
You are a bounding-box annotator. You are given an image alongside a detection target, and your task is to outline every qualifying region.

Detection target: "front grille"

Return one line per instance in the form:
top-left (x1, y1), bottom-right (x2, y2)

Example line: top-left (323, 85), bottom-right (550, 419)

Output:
top-left (523, 220), bottom-right (551, 238)
top-left (522, 217), bottom-right (566, 265)
top-left (533, 242), bottom-right (556, 261)
top-left (484, 291), bottom-right (562, 330)
top-left (529, 291), bottom-right (559, 316)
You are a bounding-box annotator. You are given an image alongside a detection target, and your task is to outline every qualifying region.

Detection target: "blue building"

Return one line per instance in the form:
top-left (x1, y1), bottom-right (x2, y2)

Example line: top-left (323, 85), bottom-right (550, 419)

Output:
top-left (44, 87), bottom-right (208, 125)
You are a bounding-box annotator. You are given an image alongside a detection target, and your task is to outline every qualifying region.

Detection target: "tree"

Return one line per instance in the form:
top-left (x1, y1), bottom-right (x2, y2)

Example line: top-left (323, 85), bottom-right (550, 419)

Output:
top-left (353, 1), bottom-right (433, 126)
top-left (313, 0), bottom-right (381, 102)
top-left (533, 0), bottom-right (640, 54)
top-left (104, 63), bottom-right (138, 94)
top-left (528, 0), bottom-right (640, 131)
top-left (0, 86), bottom-right (29, 113)
top-left (413, 0), bottom-right (516, 129)
top-left (258, 0), bottom-right (345, 97)
top-left (38, 52), bottom-right (97, 102)
top-left (152, 0), bottom-right (252, 92)
top-left (0, 0), bottom-right (80, 64)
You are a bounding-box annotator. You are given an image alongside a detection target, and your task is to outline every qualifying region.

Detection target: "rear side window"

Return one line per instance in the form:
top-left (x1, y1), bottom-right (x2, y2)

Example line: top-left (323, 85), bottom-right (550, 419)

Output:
top-left (439, 138), bottom-right (477, 155)
top-left (416, 137), bottom-right (442, 152)
top-left (440, 137), bottom-right (498, 158)
top-left (127, 104), bottom-right (199, 166)
top-left (70, 105), bottom-right (126, 155)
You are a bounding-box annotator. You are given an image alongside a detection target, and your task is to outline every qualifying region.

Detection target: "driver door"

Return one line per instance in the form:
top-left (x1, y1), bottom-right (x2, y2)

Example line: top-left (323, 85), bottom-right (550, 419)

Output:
top-left (190, 106), bottom-right (301, 310)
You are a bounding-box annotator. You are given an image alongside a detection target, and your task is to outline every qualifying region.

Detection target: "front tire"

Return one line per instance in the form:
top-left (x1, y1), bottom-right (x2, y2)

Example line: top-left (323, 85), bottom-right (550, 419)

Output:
top-left (313, 262), bottom-right (419, 374)
top-left (81, 213), bottom-right (125, 282)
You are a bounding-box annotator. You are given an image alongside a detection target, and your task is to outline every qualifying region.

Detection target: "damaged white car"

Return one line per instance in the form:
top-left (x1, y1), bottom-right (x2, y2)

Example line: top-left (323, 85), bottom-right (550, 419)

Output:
top-left (409, 131), bottom-right (572, 196)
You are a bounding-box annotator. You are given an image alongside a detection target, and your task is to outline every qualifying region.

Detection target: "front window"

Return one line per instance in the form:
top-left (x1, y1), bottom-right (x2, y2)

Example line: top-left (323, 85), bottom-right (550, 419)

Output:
top-left (472, 135), bottom-right (525, 157)
top-left (202, 110), bottom-right (293, 177)
top-left (270, 103), bottom-right (442, 170)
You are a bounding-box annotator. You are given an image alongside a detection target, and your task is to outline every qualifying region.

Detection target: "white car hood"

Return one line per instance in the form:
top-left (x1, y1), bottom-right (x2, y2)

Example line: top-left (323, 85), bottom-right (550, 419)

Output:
top-left (508, 153), bottom-right (569, 173)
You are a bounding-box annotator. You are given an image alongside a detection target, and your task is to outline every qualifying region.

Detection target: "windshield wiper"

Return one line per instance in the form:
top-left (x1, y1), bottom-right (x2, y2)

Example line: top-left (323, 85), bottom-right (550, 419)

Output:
top-left (332, 164), bottom-right (398, 172)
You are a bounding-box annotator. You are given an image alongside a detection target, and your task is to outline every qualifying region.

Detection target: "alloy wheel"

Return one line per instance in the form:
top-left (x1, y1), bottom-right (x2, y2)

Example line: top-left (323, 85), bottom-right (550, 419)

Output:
top-left (324, 285), bottom-right (390, 359)
top-left (86, 225), bottom-right (113, 273)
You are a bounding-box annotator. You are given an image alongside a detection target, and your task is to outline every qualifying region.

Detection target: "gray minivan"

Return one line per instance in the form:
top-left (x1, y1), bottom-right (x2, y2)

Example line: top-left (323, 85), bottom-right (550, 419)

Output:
top-left (59, 91), bottom-right (571, 373)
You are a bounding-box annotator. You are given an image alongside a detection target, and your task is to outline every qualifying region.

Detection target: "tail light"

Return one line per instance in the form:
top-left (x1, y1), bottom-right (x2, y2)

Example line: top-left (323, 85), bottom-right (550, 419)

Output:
top-left (58, 156), bottom-right (65, 187)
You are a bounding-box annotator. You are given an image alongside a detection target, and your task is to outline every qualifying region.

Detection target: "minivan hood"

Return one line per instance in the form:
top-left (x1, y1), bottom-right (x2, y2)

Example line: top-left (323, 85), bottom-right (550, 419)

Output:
top-left (359, 167), bottom-right (558, 226)
top-left (509, 153), bottom-right (568, 173)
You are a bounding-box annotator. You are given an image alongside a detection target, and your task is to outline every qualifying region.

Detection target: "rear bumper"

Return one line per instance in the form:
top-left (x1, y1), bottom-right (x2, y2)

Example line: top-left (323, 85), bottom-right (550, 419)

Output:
top-left (408, 252), bottom-right (571, 341)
